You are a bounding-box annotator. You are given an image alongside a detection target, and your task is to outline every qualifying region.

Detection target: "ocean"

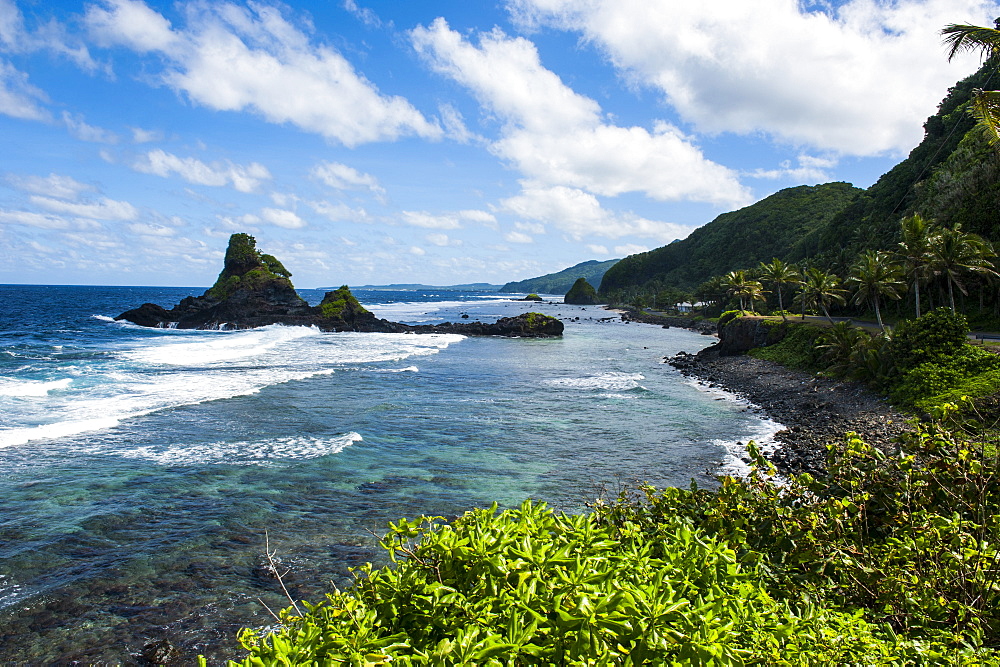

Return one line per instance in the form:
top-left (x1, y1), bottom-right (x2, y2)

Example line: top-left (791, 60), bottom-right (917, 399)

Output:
top-left (0, 284), bottom-right (779, 662)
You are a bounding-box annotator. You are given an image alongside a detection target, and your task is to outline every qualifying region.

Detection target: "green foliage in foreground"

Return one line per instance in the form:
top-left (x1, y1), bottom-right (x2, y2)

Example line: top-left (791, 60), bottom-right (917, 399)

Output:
top-left (233, 411), bottom-right (1000, 665)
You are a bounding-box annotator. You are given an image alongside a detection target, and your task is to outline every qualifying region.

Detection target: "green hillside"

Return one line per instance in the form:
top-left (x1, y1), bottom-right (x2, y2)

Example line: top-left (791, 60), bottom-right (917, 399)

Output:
top-left (599, 183), bottom-right (861, 295)
top-left (500, 258), bottom-right (620, 294)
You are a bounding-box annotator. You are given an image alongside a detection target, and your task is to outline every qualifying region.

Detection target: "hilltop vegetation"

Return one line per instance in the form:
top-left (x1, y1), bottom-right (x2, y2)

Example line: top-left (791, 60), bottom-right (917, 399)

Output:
top-left (600, 183), bottom-right (860, 297)
top-left (501, 258), bottom-right (620, 294)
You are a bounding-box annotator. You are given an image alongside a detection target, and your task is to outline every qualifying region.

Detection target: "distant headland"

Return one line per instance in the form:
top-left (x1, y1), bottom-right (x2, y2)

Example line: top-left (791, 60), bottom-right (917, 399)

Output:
top-left (115, 234), bottom-right (562, 338)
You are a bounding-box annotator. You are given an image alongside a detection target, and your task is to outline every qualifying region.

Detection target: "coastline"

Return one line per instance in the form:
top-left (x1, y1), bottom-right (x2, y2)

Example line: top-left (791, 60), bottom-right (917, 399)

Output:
top-left (668, 345), bottom-right (912, 475)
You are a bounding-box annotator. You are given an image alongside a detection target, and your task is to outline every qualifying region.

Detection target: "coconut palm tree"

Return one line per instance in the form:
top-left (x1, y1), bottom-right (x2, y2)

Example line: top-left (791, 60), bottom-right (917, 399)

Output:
top-left (757, 258), bottom-right (799, 321)
top-left (847, 250), bottom-right (905, 331)
top-left (927, 225), bottom-right (998, 313)
top-left (722, 270), bottom-right (765, 314)
top-left (942, 23), bottom-right (1000, 147)
top-left (797, 267), bottom-right (847, 325)
top-left (896, 213), bottom-right (936, 318)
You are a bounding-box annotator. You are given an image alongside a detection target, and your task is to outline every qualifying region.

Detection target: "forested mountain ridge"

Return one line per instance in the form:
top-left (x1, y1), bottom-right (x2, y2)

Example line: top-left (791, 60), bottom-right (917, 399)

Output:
top-left (500, 258), bottom-right (620, 294)
top-left (599, 59), bottom-right (1000, 298)
top-left (599, 182), bottom-right (861, 295)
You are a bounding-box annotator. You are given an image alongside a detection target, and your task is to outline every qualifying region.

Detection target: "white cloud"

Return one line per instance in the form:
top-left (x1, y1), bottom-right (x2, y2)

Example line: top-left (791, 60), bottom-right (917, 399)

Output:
top-left (747, 154), bottom-right (839, 181)
top-left (0, 61), bottom-right (49, 121)
top-left (409, 245), bottom-right (426, 255)
top-left (514, 220), bottom-right (544, 234)
top-left (504, 230), bottom-right (533, 243)
top-left (311, 161), bottom-right (384, 196)
top-left (309, 199), bottom-right (370, 223)
top-left (29, 194), bottom-right (138, 221)
top-left (7, 173), bottom-right (94, 200)
top-left (402, 210), bottom-right (461, 229)
top-left (130, 126), bottom-right (163, 143)
top-left (501, 183), bottom-right (693, 241)
top-left (508, 0), bottom-right (997, 156)
top-left (411, 18), bottom-right (750, 207)
top-left (260, 207), bottom-right (306, 229)
top-left (62, 111), bottom-right (119, 143)
top-left (0, 209), bottom-right (71, 229)
top-left (133, 149), bottom-right (271, 192)
top-left (426, 232), bottom-right (461, 246)
top-left (86, 0), bottom-right (441, 147)
top-left (587, 244), bottom-right (609, 255)
top-left (459, 209), bottom-right (497, 225)
top-left (128, 222), bottom-right (175, 236)
top-left (0, 0), bottom-right (96, 69)
top-left (614, 243), bottom-right (648, 256)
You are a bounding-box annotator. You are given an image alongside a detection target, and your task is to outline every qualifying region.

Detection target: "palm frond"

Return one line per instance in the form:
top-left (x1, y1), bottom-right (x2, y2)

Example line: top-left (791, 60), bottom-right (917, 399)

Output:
top-left (941, 23), bottom-right (1000, 61)
top-left (971, 89), bottom-right (1000, 149)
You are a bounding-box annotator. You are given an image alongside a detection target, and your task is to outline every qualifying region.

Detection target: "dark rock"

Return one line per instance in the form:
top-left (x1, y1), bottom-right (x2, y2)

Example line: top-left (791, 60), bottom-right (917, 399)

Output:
top-left (667, 341), bottom-right (910, 476)
top-left (140, 639), bottom-right (180, 665)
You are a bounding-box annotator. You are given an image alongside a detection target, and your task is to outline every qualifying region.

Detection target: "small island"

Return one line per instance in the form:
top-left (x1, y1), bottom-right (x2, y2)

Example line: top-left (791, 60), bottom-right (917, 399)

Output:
top-left (563, 277), bottom-right (601, 305)
top-left (116, 234), bottom-right (563, 338)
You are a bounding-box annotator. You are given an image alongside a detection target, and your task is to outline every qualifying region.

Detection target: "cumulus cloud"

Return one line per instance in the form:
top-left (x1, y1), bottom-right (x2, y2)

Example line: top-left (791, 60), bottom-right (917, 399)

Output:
top-left (614, 244), bottom-right (648, 256)
top-left (311, 161), bottom-right (384, 196)
top-left (0, 61), bottom-right (49, 120)
top-left (504, 230), bottom-right (533, 243)
top-left (7, 173), bottom-right (94, 200)
top-left (86, 0), bottom-right (441, 147)
top-left (507, 0), bottom-right (997, 156)
top-left (426, 232), bottom-right (461, 246)
top-left (410, 18), bottom-right (750, 208)
top-left (260, 207), bottom-right (306, 229)
top-left (133, 149), bottom-right (271, 192)
top-left (500, 183), bottom-right (691, 242)
top-left (587, 244), bottom-right (609, 255)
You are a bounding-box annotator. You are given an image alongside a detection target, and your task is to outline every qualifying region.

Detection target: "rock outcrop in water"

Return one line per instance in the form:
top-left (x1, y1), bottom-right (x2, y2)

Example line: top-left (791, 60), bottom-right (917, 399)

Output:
top-left (563, 277), bottom-right (600, 305)
top-left (115, 234), bottom-right (563, 337)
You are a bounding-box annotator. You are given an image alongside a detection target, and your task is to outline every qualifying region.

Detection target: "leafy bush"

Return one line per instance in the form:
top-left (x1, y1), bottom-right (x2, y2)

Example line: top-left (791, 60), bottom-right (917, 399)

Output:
top-left (747, 323), bottom-right (823, 371)
top-left (889, 308), bottom-right (970, 371)
top-left (718, 309), bottom-right (744, 327)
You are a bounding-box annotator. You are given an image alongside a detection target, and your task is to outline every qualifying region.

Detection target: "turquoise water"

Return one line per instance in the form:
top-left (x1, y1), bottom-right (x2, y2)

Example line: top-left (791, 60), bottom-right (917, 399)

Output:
top-left (0, 285), bottom-right (777, 662)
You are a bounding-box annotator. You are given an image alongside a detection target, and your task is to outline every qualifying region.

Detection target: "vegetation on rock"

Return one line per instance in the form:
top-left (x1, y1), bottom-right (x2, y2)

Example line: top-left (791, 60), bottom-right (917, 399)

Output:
top-left (318, 285), bottom-right (372, 322)
top-left (563, 277), bottom-right (600, 305)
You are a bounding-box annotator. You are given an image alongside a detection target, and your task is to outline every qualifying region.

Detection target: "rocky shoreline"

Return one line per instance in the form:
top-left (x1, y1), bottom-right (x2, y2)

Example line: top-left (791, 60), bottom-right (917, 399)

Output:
top-left (669, 345), bottom-right (912, 476)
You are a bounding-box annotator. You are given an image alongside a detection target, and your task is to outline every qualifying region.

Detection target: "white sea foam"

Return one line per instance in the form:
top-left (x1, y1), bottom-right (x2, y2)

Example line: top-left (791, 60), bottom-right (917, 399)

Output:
top-left (97, 432), bottom-right (362, 466)
top-left (0, 327), bottom-right (464, 449)
top-left (0, 378), bottom-right (73, 397)
top-left (545, 372), bottom-right (646, 392)
top-left (683, 377), bottom-right (785, 477)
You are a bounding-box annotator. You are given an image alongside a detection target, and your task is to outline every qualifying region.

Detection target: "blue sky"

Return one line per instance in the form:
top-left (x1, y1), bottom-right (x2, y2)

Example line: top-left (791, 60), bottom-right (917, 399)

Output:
top-left (0, 0), bottom-right (997, 287)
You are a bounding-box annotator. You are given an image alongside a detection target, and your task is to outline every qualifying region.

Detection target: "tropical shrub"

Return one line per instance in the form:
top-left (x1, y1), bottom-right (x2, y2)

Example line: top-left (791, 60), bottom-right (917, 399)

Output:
top-left (889, 308), bottom-right (970, 370)
top-left (747, 323), bottom-right (823, 371)
top-left (717, 309), bottom-right (744, 327)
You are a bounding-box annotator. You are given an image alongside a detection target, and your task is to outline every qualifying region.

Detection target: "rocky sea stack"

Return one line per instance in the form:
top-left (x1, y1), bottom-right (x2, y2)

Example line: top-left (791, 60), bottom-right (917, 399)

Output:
top-left (563, 277), bottom-right (600, 305)
top-left (116, 234), bottom-right (563, 337)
